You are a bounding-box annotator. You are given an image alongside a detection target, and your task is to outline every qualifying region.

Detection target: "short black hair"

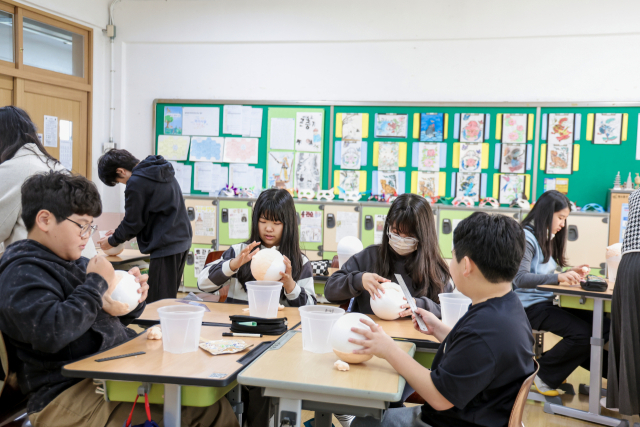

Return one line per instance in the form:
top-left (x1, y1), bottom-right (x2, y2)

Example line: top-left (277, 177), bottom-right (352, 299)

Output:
top-left (22, 171), bottom-right (102, 231)
top-left (97, 149), bottom-right (140, 186)
top-left (453, 212), bottom-right (525, 283)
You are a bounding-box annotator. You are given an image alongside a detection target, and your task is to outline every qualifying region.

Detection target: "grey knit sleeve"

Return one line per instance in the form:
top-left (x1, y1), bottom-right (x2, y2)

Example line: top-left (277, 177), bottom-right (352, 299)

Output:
top-left (512, 241), bottom-right (559, 289)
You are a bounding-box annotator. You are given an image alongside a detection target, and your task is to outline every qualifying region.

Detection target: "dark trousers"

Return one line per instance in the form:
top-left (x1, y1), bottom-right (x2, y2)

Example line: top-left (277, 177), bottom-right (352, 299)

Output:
top-left (526, 301), bottom-right (610, 389)
top-left (147, 250), bottom-right (188, 303)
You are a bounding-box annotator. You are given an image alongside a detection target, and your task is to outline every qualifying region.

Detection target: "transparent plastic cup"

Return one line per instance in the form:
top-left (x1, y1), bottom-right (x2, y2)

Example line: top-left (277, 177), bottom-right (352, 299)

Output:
top-left (157, 305), bottom-right (205, 354)
top-left (440, 293), bottom-right (472, 328)
top-left (245, 281), bottom-right (283, 318)
top-left (299, 306), bottom-right (345, 353)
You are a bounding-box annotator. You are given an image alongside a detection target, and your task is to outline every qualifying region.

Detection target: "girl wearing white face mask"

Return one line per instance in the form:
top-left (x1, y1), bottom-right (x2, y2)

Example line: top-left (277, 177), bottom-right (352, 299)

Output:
top-left (325, 193), bottom-right (453, 318)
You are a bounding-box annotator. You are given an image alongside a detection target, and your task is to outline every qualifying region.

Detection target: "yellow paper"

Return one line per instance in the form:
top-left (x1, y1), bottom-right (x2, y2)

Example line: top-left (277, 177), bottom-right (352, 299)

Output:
top-left (586, 114), bottom-right (594, 141)
top-left (335, 113), bottom-right (343, 138)
top-left (527, 114), bottom-right (535, 140)
top-left (362, 114), bottom-right (369, 138)
top-left (157, 135), bottom-right (190, 161)
top-left (622, 113), bottom-right (629, 141)
top-left (359, 171), bottom-right (367, 192)
top-left (333, 170), bottom-right (341, 194)
top-left (372, 141), bottom-right (379, 166)
top-left (413, 113), bottom-right (420, 139)
top-left (555, 178), bottom-right (569, 194)
top-left (540, 144), bottom-right (547, 170)
top-left (411, 171), bottom-right (418, 193)
top-left (493, 173), bottom-right (531, 199)
top-left (573, 145), bottom-right (580, 171)
top-left (333, 170), bottom-right (367, 194)
top-left (452, 142), bottom-right (460, 168)
top-left (438, 171), bottom-right (446, 196)
top-left (481, 143), bottom-right (489, 169)
top-left (495, 114), bottom-right (502, 140)
top-left (398, 142), bottom-right (407, 167)
top-left (444, 114), bottom-right (449, 139)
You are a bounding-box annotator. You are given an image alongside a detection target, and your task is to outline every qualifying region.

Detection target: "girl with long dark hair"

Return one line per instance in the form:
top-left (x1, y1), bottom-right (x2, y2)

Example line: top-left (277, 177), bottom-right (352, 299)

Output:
top-left (198, 188), bottom-right (315, 306)
top-left (514, 190), bottom-right (607, 397)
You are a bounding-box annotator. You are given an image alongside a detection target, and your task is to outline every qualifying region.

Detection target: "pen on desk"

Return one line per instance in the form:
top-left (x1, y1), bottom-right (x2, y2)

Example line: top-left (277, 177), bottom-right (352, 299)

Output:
top-left (238, 321), bottom-right (257, 326)
top-left (222, 332), bottom-right (263, 338)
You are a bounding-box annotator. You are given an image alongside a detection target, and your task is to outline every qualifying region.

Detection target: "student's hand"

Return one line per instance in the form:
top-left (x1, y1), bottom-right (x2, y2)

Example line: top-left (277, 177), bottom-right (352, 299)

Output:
top-left (87, 256), bottom-right (117, 290)
top-left (399, 296), bottom-right (417, 318)
top-left (128, 267), bottom-right (150, 303)
top-left (279, 256), bottom-right (296, 294)
top-left (229, 241), bottom-right (261, 271)
top-left (102, 294), bottom-right (131, 317)
top-left (412, 308), bottom-right (442, 337)
top-left (98, 236), bottom-right (114, 251)
top-left (361, 273), bottom-right (390, 300)
top-left (349, 317), bottom-right (397, 360)
top-left (558, 271), bottom-right (582, 286)
top-left (571, 265), bottom-right (590, 279)
top-left (105, 230), bottom-right (115, 237)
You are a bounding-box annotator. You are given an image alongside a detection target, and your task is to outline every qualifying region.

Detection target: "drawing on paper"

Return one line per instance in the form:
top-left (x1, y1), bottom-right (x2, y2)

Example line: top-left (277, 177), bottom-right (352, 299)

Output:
top-left (375, 114), bottom-right (408, 138)
top-left (378, 171), bottom-right (400, 195)
top-left (460, 113), bottom-right (484, 143)
top-left (417, 172), bottom-right (439, 198)
top-left (502, 114), bottom-right (527, 144)
top-left (222, 138), bottom-right (259, 164)
top-left (341, 140), bottom-right (362, 170)
top-left (268, 151), bottom-right (295, 189)
top-left (296, 112), bottom-right (323, 152)
top-left (338, 170), bottom-right (360, 194)
top-left (378, 141), bottom-right (399, 171)
top-left (182, 107), bottom-right (219, 136)
top-left (594, 113), bottom-right (622, 145)
top-left (546, 144), bottom-right (573, 175)
top-left (500, 143), bottom-right (526, 174)
top-left (157, 135), bottom-right (190, 161)
top-left (548, 113), bottom-right (574, 144)
top-left (300, 211), bottom-right (322, 243)
top-left (417, 143), bottom-right (439, 172)
top-left (456, 172), bottom-right (480, 202)
top-left (189, 137), bottom-right (224, 162)
top-left (499, 174), bottom-right (526, 205)
top-left (342, 113), bottom-right (362, 141)
top-left (164, 106), bottom-right (183, 135)
top-left (295, 152), bottom-right (321, 192)
top-left (459, 143), bottom-right (482, 172)
top-left (420, 113), bottom-right (444, 142)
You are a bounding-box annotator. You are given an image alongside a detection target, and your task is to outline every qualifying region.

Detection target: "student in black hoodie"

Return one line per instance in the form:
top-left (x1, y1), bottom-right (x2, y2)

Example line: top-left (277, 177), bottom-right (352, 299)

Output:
top-left (97, 149), bottom-right (192, 303)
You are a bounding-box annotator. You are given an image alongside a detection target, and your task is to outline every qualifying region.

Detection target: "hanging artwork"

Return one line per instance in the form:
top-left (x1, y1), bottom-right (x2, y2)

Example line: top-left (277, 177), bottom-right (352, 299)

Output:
top-left (338, 170), bottom-right (360, 194)
top-left (377, 171), bottom-right (400, 196)
top-left (500, 143), bottom-right (527, 174)
top-left (547, 113), bottom-right (575, 144)
top-left (342, 113), bottom-right (363, 141)
top-left (268, 151), bottom-right (295, 189)
top-left (456, 172), bottom-right (480, 202)
top-left (378, 141), bottom-right (399, 171)
top-left (189, 137), bottom-right (224, 162)
top-left (501, 114), bottom-right (527, 144)
top-left (546, 143), bottom-right (573, 175)
top-left (375, 114), bottom-right (408, 138)
top-left (459, 113), bottom-right (484, 143)
top-left (295, 152), bottom-right (321, 192)
top-left (222, 138), bottom-right (259, 164)
top-left (499, 174), bottom-right (526, 205)
top-left (417, 172), bottom-right (439, 198)
top-left (420, 113), bottom-right (444, 142)
top-left (459, 143), bottom-right (482, 172)
top-left (163, 106), bottom-right (183, 135)
top-left (417, 143), bottom-right (440, 172)
top-left (341, 140), bottom-right (362, 170)
top-left (295, 112), bottom-right (323, 152)
top-left (593, 113), bottom-right (622, 145)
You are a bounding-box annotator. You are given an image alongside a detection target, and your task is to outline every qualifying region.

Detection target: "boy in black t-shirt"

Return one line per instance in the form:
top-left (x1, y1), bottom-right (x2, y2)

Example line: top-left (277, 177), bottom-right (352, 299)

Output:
top-left (350, 212), bottom-right (535, 427)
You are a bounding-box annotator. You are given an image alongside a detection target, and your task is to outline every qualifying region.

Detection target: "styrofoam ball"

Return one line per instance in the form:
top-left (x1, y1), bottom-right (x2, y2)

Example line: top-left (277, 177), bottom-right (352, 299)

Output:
top-left (337, 236), bottom-right (364, 256)
top-left (330, 313), bottom-right (374, 364)
top-left (104, 243), bottom-right (125, 256)
top-left (250, 248), bottom-right (286, 281)
top-left (370, 282), bottom-right (405, 320)
top-left (110, 270), bottom-right (141, 313)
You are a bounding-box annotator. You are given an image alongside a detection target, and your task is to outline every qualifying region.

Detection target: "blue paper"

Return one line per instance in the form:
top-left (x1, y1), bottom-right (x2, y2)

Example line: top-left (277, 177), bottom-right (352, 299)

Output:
top-left (163, 106), bottom-right (183, 135)
top-left (574, 114), bottom-right (581, 141)
top-left (484, 114), bottom-right (491, 141)
top-left (541, 114), bottom-right (548, 141)
top-left (526, 144), bottom-right (533, 171)
top-left (494, 144), bottom-right (502, 169)
top-left (453, 114), bottom-right (460, 139)
top-left (420, 113), bottom-right (444, 142)
top-left (190, 137), bottom-right (223, 162)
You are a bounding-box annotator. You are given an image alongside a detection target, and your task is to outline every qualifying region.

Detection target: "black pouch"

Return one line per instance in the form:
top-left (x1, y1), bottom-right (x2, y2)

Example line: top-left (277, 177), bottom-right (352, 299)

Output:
top-left (580, 275), bottom-right (608, 292)
top-left (229, 315), bottom-right (288, 335)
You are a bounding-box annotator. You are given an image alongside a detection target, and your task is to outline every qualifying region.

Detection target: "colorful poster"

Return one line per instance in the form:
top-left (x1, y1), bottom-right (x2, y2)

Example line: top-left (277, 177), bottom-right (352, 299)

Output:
top-left (182, 107), bottom-right (220, 136)
top-left (375, 114), bottom-right (408, 138)
top-left (594, 113), bottom-right (622, 145)
top-left (499, 175), bottom-right (526, 205)
top-left (338, 170), bottom-right (360, 194)
top-left (163, 106), bottom-right (183, 135)
top-left (501, 113), bottom-right (527, 144)
top-left (229, 208), bottom-right (249, 239)
top-left (420, 113), bottom-right (444, 142)
top-left (456, 172), bottom-right (480, 202)
top-left (194, 206), bottom-right (217, 237)
top-left (342, 113), bottom-right (362, 141)
top-left (459, 143), bottom-right (482, 172)
top-left (340, 140), bottom-right (362, 170)
top-left (500, 143), bottom-right (526, 174)
top-left (374, 214), bottom-right (386, 244)
top-left (300, 211), bottom-right (322, 243)
top-left (417, 172), bottom-right (439, 198)
top-left (547, 113), bottom-right (574, 145)
top-left (189, 137), bottom-right (224, 162)
top-left (268, 151), bottom-right (295, 190)
top-left (377, 171), bottom-right (400, 196)
top-left (295, 112), bottom-right (323, 152)
top-left (222, 138), bottom-right (259, 164)
top-left (295, 152), bottom-right (321, 192)
top-left (378, 141), bottom-right (399, 171)
top-left (460, 113), bottom-right (484, 143)
top-left (417, 142), bottom-right (439, 171)
top-left (157, 135), bottom-right (191, 160)
top-left (546, 142), bottom-right (573, 175)
top-left (194, 248), bottom-right (215, 277)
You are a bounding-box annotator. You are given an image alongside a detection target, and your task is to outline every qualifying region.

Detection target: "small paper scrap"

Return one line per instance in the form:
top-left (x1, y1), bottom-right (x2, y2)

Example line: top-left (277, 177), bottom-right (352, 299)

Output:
top-left (334, 360), bottom-right (350, 371)
top-left (147, 326), bottom-right (162, 340)
top-left (199, 339), bottom-right (253, 355)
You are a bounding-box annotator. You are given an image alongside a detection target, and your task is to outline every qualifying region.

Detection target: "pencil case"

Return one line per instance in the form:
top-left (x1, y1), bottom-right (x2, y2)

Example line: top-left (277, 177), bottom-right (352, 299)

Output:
top-left (580, 275), bottom-right (608, 292)
top-left (229, 315), bottom-right (288, 335)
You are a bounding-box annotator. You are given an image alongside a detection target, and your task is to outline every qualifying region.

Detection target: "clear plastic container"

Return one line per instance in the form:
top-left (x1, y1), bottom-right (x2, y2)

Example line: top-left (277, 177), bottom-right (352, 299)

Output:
top-left (157, 305), bottom-right (205, 354)
top-left (440, 293), bottom-right (472, 328)
top-left (299, 306), bottom-right (345, 353)
top-left (607, 255), bottom-right (622, 282)
top-left (245, 281), bottom-right (283, 318)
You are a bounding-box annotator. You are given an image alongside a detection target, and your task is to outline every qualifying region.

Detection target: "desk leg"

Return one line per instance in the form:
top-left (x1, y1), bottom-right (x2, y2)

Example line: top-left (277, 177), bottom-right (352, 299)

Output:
top-left (164, 384), bottom-right (181, 427)
top-left (278, 398), bottom-right (302, 427)
top-left (227, 384), bottom-right (243, 426)
top-left (314, 411), bottom-right (333, 427)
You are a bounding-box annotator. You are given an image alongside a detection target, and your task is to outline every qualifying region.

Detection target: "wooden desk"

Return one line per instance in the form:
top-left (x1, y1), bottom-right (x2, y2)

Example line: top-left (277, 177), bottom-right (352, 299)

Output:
top-left (238, 331), bottom-right (415, 427)
top-left (366, 314), bottom-right (439, 349)
top-left (99, 249), bottom-right (150, 266)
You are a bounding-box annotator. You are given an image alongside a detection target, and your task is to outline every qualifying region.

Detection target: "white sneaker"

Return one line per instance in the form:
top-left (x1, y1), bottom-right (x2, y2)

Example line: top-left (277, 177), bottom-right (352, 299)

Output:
top-left (533, 376), bottom-right (560, 397)
top-left (334, 414), bottom-right (355, 427)
top-left (601, 397), bottom-right (619, 412)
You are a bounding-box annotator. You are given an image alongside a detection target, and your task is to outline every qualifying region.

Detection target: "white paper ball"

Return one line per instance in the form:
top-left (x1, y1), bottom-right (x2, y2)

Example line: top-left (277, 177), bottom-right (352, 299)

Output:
top-left (337, 236), bottom-right (364, 256)
top-left (110, 270), bottom-right (141, 313)
top-left (370, 282), bottom-right (405, 320)
top-left (330, 313), bottom-right (372, 353)
top-left (251, 248), bottom-right (286, 281)
top-left (103, 243), bottom-right (125, 256)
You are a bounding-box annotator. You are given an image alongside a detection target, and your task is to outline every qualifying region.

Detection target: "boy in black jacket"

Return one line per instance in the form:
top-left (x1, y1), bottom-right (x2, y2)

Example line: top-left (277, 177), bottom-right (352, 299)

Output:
top-left (97, 149), bottom-right (192, 303)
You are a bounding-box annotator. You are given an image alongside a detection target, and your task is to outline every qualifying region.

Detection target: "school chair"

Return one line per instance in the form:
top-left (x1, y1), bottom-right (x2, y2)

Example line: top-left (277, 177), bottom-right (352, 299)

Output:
top-left (0, 333), bottom-right (29, 427)
top-left (204, 251), bottom-right (228, 302)
top-left (532, 330), bottom-right (545, 358)
top-left (508, 359), bottom-right (539, 427)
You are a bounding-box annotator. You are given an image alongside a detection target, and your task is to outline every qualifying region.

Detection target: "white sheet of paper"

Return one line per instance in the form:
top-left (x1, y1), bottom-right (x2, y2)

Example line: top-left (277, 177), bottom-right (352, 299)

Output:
top-left (194, 162), bottom-right (214, 192)
top-left (250, 108), bottom-right (263, 138)
top-left (229, 163), bottom-right (255, 189)
top-left (182, 165), bottom-right (192, 193)
top-left (223, 105), bottom-right (243, 135)
top-left (374, 214), bottom-right (387, 244)
top-left (194, 248), bottom-right (214, 277)
top-left (59, 120), bottom-right (72, 142)
top-left (209, 164), bottom-right (228, 195)
top-left (300, 211), bottom-right (322, 243)
top-left (170, 161), bottom-right (188, 193)
top-left (194, 206), bottom-right (217, 237)
top-left (253, 167), bottom-right (263, 191)
top-left (336, 211), bottom-right (359, 243)
top-left (60, 140), bottom-right (72, 170)
top-left (44, 115), bottom-right (58, 147)
top-left (270, 118), bottom-right (295, 150)
top-left (241, 106), bottom-right (253, 136)
top-left (229, 208), bottom-right (249, 239)
top-left (183, 107), bottom-right (220, 136)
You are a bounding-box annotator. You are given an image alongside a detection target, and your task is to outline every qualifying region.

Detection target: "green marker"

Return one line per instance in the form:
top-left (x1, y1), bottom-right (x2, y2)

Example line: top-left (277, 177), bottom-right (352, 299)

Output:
top-left (238, 321), bottom-right (257, 326)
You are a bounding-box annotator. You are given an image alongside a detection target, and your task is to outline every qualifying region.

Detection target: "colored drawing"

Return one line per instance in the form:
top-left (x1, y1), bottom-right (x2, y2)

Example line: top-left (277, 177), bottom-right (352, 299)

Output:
top-left (377, 171), bottom-right (400, 196)
top-left (222, 137), bottom-right (259, 164)
top-left (417, 143), bottom-right (440, 172)
top-left (420, 113), bottom-right (444, 142)
top-left (268, 151), bottom-right (295, 189)
top-left (157, 135), bottom-right (190, 161)
top-left (460, 113), bottom-right (484, 143)
top-left (342, 113), bottom-right (362, 141)
top-left (459, 143), bottom-right (482, 172)
top-left (594, 113), bottom-right (622, 145)
top-left (295, 152), bottom-right (321, 192)
top-left (500, 143), bottom-right (526, 174)
top-left (375, 114), bottom-right (408, 138)
top-left (546, 143), bottom-right (573, 175)
top-left (182, 107), bottom-right (220, 136)
top-left (547, 113), bottom-right (574, 144)
top-left (417, 172), bottom-right (439, 198)
top-left (341, 140), bottom-right (362, 170)
top-left (338, 170), bottom-right (360, 194)
top-left (456, 172), bottom-right (480, 202)
top-left (164, 106), bottom-right (183, 135)
top-left (501, 113), bottom-right (527, 144)
top-left (378, 141), bottom-right (399, 171)
top-left (499, 174), bottom-right (526, 205)
top-left (295, 112), bottom-right (323, 152)
top-left (189, 137), bottom-right (224, 162)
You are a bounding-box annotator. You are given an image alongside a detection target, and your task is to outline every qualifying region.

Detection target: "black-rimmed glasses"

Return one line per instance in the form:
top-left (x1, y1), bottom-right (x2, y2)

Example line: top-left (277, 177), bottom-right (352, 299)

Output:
top-left (65, 218), bottom-right (98, 238)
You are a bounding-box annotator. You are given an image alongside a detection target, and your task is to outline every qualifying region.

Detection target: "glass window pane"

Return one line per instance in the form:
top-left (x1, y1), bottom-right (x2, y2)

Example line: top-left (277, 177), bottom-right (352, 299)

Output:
top-left (23, 17), bottom-right (83, 77)
top-left (0, 11), bottom-right (13, 63)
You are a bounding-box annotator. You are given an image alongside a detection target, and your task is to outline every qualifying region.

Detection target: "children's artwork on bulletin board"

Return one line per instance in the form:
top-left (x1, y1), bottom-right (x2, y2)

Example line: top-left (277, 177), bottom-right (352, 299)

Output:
top-left (420, 113), bottom-right (444, 142)
top-left (270, 118), bottom-right (295, 150)
top-left (546, 143), bottom-right (573, 175)
top-left (182, 107), bottom-right (220, 136)
top-left (338, 170), bottom-right (360, 194)
top-left (223, 138), bottom-right (259, 164)
top-left (499, 174), bottom-right (526, 204)
top-left (300, 211), bottom-right (322, 243)
top-left (163, 106), bottom-right (183, 135)
top-left (378, 141), bottom-right (399, 171)
top-left (501, 114), bottom-right (527, 143)
top-left (547, 113), bottom-right (574, 144)
top-left (544, 177), bottom-right (569, 194)
top-left (460, 114), bottom-right (484, 143)
top-left (295, 152), bottom-right (321, 192)
top-left (593, 113), bottom-right (622, 145)
top-left (268, 151), bottom-right (294, 190)
top-left (295, 112), bottom-right (323, 152)
top-left (456, 172), bottom-right (480, 202)
top-left (417, 172), bottom-right (439, 198)
top-left (459, 143), bottom-right (482, 172)
top-left (374, 214), bottom-right (386, 244)
top-left (340, 140), bottom-right (362, 170)
top-left (500, 143), bottom-right (526, 174)
top-left (375, 114), bottom-right (408, 138)
top-left (189, 137), bottom-right (224, 162)
top-left (417, 143), bottom-right (440, 172)
top-left (157, 135), bottom-right (190, 160)
top-left (342, 113), bottom-right (363, 141)
top-left (378, 171), bottom-right (400, 195)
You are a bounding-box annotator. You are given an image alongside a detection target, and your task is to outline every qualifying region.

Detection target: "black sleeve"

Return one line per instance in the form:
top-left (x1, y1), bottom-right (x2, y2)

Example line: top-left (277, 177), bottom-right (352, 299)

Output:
top-left (324, 249), bottom-right (371, 304)
top-left (282, 260), bottom-right (317, 307)
top-left (512, 241), bottom-right (559, 289)
top-left (207, 247), bottom-right (238, 285)
top-left (119, 301), bottom-right (146, 326)
top-left (109, 180), bottom-right (148, 246)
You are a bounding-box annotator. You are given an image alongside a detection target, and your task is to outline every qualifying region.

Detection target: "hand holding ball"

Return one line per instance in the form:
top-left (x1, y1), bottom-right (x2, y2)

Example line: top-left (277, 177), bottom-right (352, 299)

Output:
top-left (370, 282), bottom-right (406, 320)
top-left (109, 270), bottom-right (141, 313)
top-left (103, 243), bottom-right (125, 256)
top-left (250, 248), bottom-right (286, 281)
top-left (330, 313), bottom-right (374, 364)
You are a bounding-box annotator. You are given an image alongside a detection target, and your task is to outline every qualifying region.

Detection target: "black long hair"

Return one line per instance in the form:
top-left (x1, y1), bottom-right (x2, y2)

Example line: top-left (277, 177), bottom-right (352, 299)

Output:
top-left (377, 193), bottom-right (451, 303)
top-left (0, 106), bottom-right (57, 165)
top-left (237, 189), bottom-right (303, 286)
top-left (521, 190), bottom-right (570, 266)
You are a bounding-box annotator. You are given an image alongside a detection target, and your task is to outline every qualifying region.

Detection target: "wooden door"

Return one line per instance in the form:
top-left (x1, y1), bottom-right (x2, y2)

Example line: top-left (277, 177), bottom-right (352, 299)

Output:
top-left (0, 75), bottom-right (12, 107)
